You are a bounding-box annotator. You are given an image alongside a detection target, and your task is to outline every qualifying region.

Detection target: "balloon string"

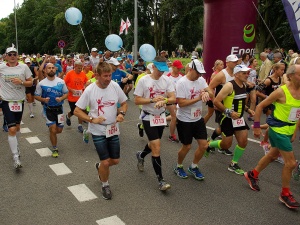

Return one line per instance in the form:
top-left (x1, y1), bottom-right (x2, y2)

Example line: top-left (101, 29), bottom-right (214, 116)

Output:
top-left (79, 24), bottom-right (90, 53)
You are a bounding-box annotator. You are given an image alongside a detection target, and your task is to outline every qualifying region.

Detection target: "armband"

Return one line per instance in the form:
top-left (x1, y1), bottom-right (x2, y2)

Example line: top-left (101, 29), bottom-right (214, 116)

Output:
top-left (164, 98), bottom-right (168, 104)
top-left (224, 108), bottom-right (233, 118)
top-left (253, 121), bottom-right (260, 128)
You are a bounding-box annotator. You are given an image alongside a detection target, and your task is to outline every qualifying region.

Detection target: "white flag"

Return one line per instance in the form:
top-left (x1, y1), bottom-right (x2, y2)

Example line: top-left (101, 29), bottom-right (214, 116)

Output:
top-left (125, 17), bottom-right (131, 35)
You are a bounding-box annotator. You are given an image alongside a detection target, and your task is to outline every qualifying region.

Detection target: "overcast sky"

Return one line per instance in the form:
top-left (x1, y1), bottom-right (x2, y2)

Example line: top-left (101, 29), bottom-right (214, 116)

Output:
top-left (0, 0), bottom-right (24, 20)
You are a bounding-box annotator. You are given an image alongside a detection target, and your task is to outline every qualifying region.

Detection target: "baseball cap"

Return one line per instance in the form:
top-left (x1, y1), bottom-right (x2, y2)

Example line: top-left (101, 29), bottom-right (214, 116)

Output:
top-left (233, 65), bottom-right (251, 74)
top-left (117, 57), bottom-right (122, 61)
top-left (98, 51), bottom-right (103, 54)
top-left (25, 58), bottom-right (31, 63)
top-left (147, 63), bottom-right (154, 73)
top-left (226, 54), bottom-right (239, 62)
top-left (33, 55), bottom-right (37, 58)
top-left (6, 44), bottom-right (18, 53)
top-left (91, 47), bottom-right (98, 52)
top-left (172, 60), bottom-right (183, 69)
top-left (191, 55), bottom-right (198, 60)
top-left (107, 57), bottom-right (120, 66)
top-left (153, 61), bottom-right (169, 72)
top-left (189, 59), bottom-right (206, 74)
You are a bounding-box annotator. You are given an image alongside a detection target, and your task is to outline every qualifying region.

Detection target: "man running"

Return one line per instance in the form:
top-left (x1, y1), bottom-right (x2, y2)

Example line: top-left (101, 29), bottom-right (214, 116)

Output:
top-left (0, 44), bottom-right (33, 169)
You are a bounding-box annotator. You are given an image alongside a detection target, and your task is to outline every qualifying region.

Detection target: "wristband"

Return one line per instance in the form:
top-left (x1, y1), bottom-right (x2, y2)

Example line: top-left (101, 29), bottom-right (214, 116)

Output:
top-left (164, 98), bottom-right (168, 104)
top-left (253, 121), bottom-right (260, 128)
top-left (224, 108), bottom-right (233, 118)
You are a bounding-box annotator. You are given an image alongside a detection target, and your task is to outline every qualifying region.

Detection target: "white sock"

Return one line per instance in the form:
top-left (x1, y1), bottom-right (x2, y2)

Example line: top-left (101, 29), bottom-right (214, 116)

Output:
top-left (16, 131), bottom-right (21, 141)
top-left (102, 181), bottom-right (109, 187)
top-left (28, 103), bottom-right (33, 114)
top-left (191, 163), bottom-right (198, 169)
top-left (8, 135), bottom-right (19, 156)
top-left (177, 163), bottom-right (183, 168)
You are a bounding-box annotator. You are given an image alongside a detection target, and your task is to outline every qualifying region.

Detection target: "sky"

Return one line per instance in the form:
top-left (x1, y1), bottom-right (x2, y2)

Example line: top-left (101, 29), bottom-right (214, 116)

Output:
top-left (0, 0), bottom-right (24, 20)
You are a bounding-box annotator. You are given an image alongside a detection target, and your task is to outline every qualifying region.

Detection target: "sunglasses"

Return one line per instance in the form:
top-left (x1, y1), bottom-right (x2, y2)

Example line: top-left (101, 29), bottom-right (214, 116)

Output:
top-left (8, 53), bottom-right (17, 57)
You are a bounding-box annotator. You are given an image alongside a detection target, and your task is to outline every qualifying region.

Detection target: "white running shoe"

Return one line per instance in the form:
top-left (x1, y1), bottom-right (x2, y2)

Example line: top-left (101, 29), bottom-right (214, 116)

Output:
top-left (30, 113), bottom-right (34, 118)
top-left (14, 158), bottom-right (22, 169)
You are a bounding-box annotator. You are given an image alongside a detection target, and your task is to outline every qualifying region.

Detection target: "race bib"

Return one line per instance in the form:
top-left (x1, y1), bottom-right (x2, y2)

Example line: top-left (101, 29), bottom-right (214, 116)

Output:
top-left (73, 90), bottom-right (82, 97)
top-left (9, 101), bottom-right (22, 112)
top-left (57, 114), bottom-right (64, 124)
top-left (149, 113), bottom-right (167, 127)
top-left (288, 107), bottom-right (300, 121)
top-left (191, 107), bottom-right (201, 119)
top-left (106, 124), bottom-right (120, 138)
top-left (232, 117), bottom-right (245, 128)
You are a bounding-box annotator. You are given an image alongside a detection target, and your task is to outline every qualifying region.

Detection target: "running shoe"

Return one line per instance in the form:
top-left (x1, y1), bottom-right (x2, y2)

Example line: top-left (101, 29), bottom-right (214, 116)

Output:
top-left (136, 151), bottom-right (144, 172)
top-left (168, 135), bottom-right (179, 143)
top-left (188, 166), bottom-right (204, 180)
top-left (275, 155), bottom-right (284, 164)
top-left (262, 144), bottom-right (269, 155)
top-left (244, 171), bottom-right (260, 191)
top-left (228, 162), bottom-right (244, 175)
top-left (83, 129), bottom-right (89, 143)
top-left (292, 161), bottom-right (300, 181)
top-left (247, 116), bottom-right (254, 121)
top-left (13, 158), bottom-right (22, 170)
top-left (218, 149), bottom-right (233, 156)
top-left (30, 113), bottom-right (34, 118)
top-left (279, 192), bottom-right (300, 209)
top-left (78, 125), bottom-right (84, 133)
top-left (137, 123), bottom-right (144, 137)
top-left (3, 124), bottom-right (8, 132)
top-left (52, 147), bottom-right (59, 158)
top-left (66, 115), bottom-right (71, 126)
top-left (102, 185), bottom-right (112, 200)
top-left (174, 166), bottom-right (188, 179)
top-left (158, 180), bottom-right (171, 191)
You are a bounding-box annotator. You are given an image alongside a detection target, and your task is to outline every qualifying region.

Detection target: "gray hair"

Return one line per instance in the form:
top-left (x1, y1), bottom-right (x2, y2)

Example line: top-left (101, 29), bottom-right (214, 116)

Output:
top-left (273, 52), bottom-right (282, 59)
top-left (260, 52), bottom-right (267, 58)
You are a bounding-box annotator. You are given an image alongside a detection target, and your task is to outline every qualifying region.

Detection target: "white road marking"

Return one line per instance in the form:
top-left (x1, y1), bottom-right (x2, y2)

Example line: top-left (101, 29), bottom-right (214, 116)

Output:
top-left (36, 147), bottom-right (53, 157)
top-left (20, 128), bottom-right (32, 133)
top-left (26, 136), bottom-right (41, 144)
top-left (96, 215), bottom-right (126, 225)
top-left (49, 163), bottom-right (72, 176)
top-left (68, 184), bottom-right (98, 202)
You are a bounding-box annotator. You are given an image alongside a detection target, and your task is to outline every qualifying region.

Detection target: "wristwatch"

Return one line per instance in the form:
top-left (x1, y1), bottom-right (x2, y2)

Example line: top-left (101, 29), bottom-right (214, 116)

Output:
top-left (21, 81), bottom-right (24, 85)
top-left (89, 117), bottom-right (93, 122)
top-left (119, 111), bottom-right (126, 116)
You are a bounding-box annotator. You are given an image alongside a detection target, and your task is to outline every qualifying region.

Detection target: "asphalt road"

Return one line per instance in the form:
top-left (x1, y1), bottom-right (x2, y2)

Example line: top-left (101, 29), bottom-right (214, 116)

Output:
top-left (1, 94), bottom-right (300, 225)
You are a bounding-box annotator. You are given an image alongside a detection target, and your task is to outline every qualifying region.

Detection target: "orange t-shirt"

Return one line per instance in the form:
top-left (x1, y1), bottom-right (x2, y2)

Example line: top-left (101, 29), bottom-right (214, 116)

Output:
top-left (64, 70), bottom-right (88, 102)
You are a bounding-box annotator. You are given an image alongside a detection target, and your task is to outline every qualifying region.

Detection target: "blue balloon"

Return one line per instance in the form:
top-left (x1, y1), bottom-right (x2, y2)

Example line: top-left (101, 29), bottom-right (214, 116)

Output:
top-left (139, 44), bottom-right (156, 62)
top-left (105, 34), bottom-right (123, 52)
top-left (65, 7), bottom-right (82, 26)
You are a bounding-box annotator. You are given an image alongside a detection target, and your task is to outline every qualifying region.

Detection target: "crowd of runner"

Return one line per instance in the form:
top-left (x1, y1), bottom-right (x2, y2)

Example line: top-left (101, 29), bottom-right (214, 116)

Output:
top-left (1, 44), bottom-right (300, 207)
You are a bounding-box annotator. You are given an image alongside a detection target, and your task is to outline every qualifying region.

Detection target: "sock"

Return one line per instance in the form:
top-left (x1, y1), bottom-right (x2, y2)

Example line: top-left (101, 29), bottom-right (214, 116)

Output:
top-left (8, 135), bottom-right (19, 156)
top-left (78, 124), bottom-right (82, 127)
top-left (281, 187), bottom-right (290, 196)
top-left (177, 163), bottom-right (183, 168)
top-left (140, 144), bottom-right (151, 158)
top-left (102, 181), bottom-right (109, 187)
top-left (251, 169), bottom-right (259, 178)
top-left (140, 124), bottom-right (144, 129)
top-left (232, 145), bottom-right (245, 163)
top-left (16, 131), bottom-right (20, 142)
top-left (191, 163), bottom-right (198, 169)
top-left (53, 146), bottom-right (57, 149)
top-left (211, 130), bottom-right (219, 140)
top-left (209, 140), bottom-right (221, 149)
top-left (28, 103), bottom-right (33, 114)
top-left (152, 156), bottom-right (163, 181)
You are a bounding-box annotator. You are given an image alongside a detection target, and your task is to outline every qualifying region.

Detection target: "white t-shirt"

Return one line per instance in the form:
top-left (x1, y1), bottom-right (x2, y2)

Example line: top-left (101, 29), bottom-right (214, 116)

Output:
top-left (134, 74), bottom-right (175, 121)
top-left (176, 76), bottom-right (208, 122)
top-left (0, 63), bottom-right (32, 101)
top-left (76, 81), bottom-right (127, 136)
top-left (167, 74), bottom-right (183, 90)
top-left (90, 56), bottom-right (100, 70)
top-left (247, 68), bottom-right (257, 84)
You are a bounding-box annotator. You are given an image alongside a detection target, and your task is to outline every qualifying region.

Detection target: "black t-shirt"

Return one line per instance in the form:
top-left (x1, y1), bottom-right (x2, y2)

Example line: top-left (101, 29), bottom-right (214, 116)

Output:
top-left (132, 63), bottom-right (146, 75)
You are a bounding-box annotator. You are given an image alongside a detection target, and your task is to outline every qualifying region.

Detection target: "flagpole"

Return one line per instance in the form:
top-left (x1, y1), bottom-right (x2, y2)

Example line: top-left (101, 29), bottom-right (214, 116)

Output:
top-left (134, 0), bottom-right (138, 61)
top-left (14, 0), bottom-right (18, 51)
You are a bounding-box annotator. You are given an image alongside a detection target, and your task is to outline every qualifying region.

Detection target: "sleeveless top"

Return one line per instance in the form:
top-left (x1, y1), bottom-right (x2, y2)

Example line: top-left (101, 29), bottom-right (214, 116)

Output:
top-left (264, 77), bottom-right (281, 96)
top-left (222, 80), bottom-right (247, 118)
top-left (271, 85), bottom-right (300, 135)
top-left (215, 69), bottom-right (234, 96)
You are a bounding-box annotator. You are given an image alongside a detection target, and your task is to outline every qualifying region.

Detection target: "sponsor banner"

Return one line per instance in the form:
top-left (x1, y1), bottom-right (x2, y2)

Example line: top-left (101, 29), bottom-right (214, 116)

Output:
top-left (282, 0), bottom-right (300, 50)
top-left (203, 0), bottom-right (258, 81)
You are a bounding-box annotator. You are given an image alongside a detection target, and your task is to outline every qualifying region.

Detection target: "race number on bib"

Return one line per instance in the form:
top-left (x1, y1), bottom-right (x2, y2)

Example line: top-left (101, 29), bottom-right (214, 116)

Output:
top-left (106, 124), bottom-right (120, 138)
top-left (57, 114), bottom-right (64, 123)
top-left (9, 101), bottom-right (22, 112)
top-left (232, 117), bottom-right (245, 128)
top-left (73, 90), bottom-right (82, 97)
top-left (288, 107), bottom-right (300, 121)
top-left (191, 107), bottom-right (201, 119)
top-left (150, 113), bottom-right (167, 127)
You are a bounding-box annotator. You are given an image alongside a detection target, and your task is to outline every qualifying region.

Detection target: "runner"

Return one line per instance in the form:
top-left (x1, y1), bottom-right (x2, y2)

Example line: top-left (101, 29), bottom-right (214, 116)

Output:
top-left (0, 44), bottom-right (33, 169)
top-left (244, 65), bottom-right (300, 209)
top-left (134, 56), bottom-right (176, 191)
top-left (74, 62), bottom-right (128, 200)
top-left (34, 63), bottom-right (68, 158)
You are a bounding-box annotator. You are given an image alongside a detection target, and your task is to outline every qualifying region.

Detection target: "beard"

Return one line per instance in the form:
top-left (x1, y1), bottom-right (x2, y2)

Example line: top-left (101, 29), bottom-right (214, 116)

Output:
top-left (47, 71), bottom-right (56, 77)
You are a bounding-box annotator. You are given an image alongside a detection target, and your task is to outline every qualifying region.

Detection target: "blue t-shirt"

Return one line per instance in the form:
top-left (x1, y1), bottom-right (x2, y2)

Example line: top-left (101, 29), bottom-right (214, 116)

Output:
top-left (112, 69), bottom-right (127, 85)
top-left (54, 63), bottom-right (62, 76)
